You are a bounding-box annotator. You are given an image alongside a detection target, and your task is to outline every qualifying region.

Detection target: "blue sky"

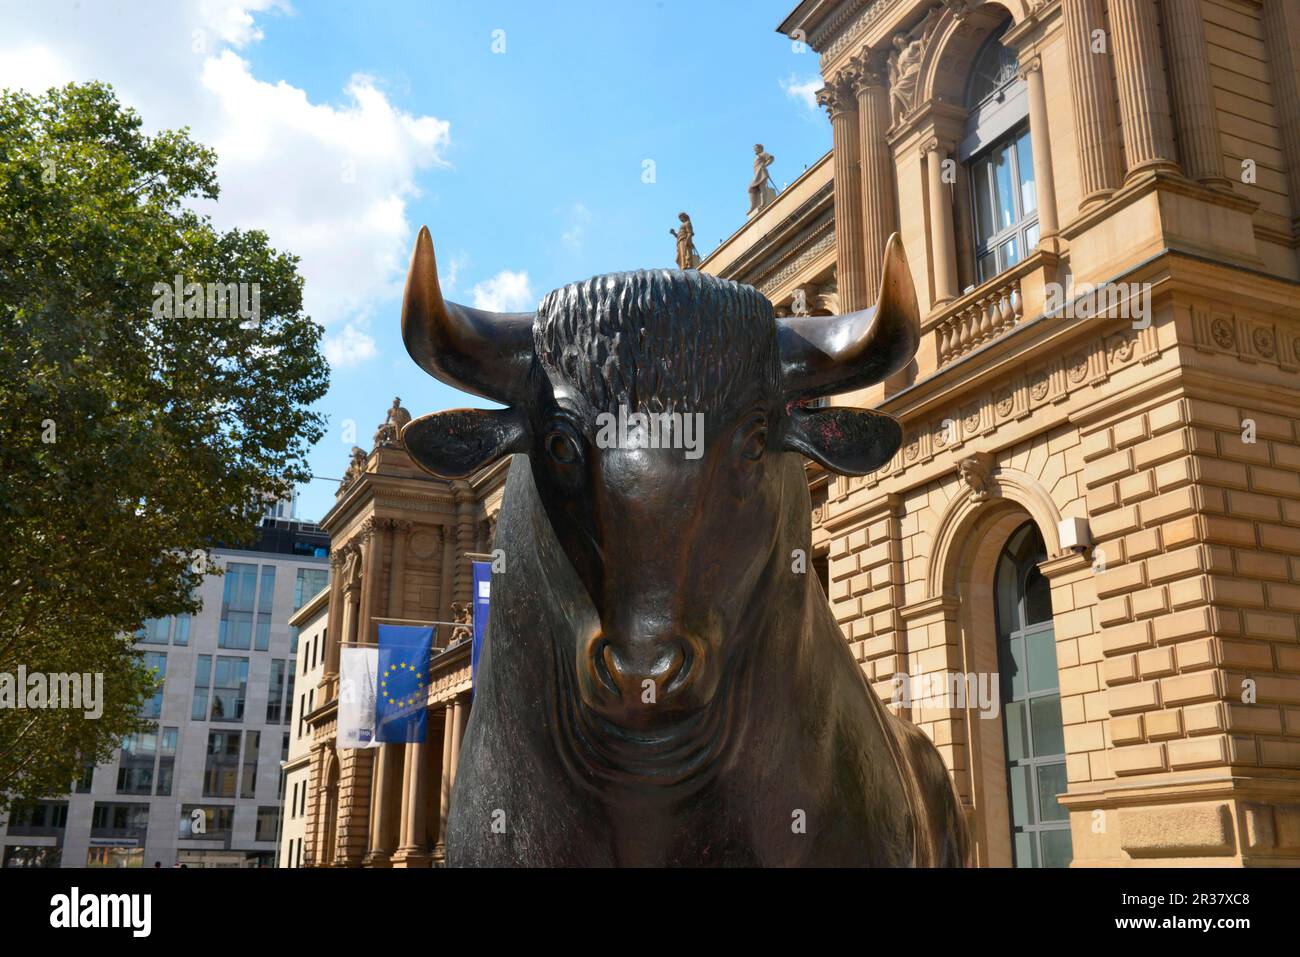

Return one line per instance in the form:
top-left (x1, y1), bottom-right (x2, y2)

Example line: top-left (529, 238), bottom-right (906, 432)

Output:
top-left (1, 0), bottom-right (831, 521)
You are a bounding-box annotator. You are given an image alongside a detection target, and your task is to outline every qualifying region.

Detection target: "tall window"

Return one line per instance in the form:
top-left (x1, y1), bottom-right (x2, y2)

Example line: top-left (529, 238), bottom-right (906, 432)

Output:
top-left (960, 22), bottom-right (1037, 285)
top-left (266, 659), bottom-right (288, 722)
top-left (294, 567), bottom-right (329, 610)
top-left (995, 522), bottom-right (1070, 868)
top-left (203, 731), bottom-right (242, 798)
top-left (140, 652), bottom-right (167, 719)
top-left (255, 566), bottom-right (276, 651)
top-left (116, 732), bottom-right (157, 795)
top-left (219, 562), bottom-right (258, 649)
top-left (210, 656), bottom-right (249, 721)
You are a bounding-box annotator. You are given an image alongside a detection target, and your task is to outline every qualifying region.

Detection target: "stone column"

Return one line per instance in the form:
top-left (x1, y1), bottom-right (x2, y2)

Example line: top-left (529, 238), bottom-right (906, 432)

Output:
top-left (1109, 0), bottom-right (1179, 179)
top-left (923, 138), bottom-right (959, 305)
top-left (435, 699), bottom-right (457, 857)
top-left (449, 692), bottom-right (468, 781)
top-left (1064, 0), bottom-right (1124, 204)
top-left (818, 68), bottom-right (869, 312)
top-left (1161, 0), bottom-right (1228, 186)
top-left (454, 483), bottom-right (476, 606)
top-left (1021, 56), bottom-right (1061, 243)
top-left (394, 717), bottom-right (430, 867)
top-left (852, 52), bottom-right (898, 301)
top-left (364, 744), bottom-right (397, 866)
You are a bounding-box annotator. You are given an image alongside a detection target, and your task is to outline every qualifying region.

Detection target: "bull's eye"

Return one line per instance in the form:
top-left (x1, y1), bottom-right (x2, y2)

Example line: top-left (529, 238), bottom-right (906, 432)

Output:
top-left (545, 426), bottom-right (583, 466)
top-left (738, 414), bottom-right (767, 462)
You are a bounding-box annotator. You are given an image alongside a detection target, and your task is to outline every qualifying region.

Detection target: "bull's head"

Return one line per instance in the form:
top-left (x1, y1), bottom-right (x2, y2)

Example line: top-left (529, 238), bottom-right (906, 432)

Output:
top-left (401, 227), bottom-right (918, 731)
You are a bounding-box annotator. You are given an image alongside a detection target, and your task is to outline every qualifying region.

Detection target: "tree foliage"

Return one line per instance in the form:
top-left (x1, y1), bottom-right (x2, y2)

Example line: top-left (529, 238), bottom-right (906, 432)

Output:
top-left (0, 82), bottom-right (329, 807)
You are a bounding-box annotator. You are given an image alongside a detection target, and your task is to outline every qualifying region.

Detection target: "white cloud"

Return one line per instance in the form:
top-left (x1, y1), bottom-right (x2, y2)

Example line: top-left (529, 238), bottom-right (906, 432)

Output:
top-left (780, 73), bottom-right (823, 111)
top-left (471, 270), bottom-right (533, 312)
top-left (323, 321), bottom-right (377, 369)
top-left (561, 201), bottom-right (591, 250)
top-left (0, 0), bottom-right (451, 369)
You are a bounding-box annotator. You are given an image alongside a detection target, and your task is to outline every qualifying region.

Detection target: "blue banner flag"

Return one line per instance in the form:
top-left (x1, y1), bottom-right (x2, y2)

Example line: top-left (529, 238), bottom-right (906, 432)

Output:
top-left (471, 561), bottom-right (492, 694)
top-left (376, 624), bottom-right (433, 743)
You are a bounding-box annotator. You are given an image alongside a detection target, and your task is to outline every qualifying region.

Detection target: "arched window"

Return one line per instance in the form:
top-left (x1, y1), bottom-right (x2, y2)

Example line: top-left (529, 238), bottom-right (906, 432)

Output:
top-left (994, 521), bottom-right (1071, 867)
top-left (959, 22), bottom-right (1038, 285)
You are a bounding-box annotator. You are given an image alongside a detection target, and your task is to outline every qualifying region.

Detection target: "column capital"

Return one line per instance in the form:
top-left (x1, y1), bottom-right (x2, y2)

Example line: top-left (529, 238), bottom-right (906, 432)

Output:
top-left (816, 70), bottom-right (859, 119)
top-left (1018, 55), bottom-right (1043, 80)
top-left (920, 136), bottom-right (953, 159)
top-left (848, 48), bottom-right (889, 92)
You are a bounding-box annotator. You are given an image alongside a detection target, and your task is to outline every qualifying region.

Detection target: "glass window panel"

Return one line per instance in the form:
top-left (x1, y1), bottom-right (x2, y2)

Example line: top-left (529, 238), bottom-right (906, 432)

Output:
top-left (996, 551), bottom-right (1019, 634)
top-left (255, 613), bottom-right (271, 652)
top-left (973, 158), bottom-right (995, 246)
top-left (241, 731), bottom-right (260, 799)
top-left (1013, 830), bottom-right (1037, 868)
top-left (1016, 128), bottom-right (1037, 214)
top-left (136, 618), bottom-right (169, 645)
top-left (140, 652), bottom-right (167, 719)
top-left (1008, 765), bottom-right (1031, 826)
top-left (1026, 627), bottom-right (1059, 694)
top-left (1040, 827), bottom-right (1074, 868)
top-left (1004, 700), bottom-right (1029, 762)
top-left (1001, 637), bottom-right (1027, 700)
top-left (1029, 694), bottom-right (1066, 756)
top-left (999, 236), bottom-right (1019, 271)
top-left (192, 655), bottom-right (212, 721)
top-left (203, 731), bottom-right (241, 798)
top-left (157, 727), bottom-right (177, 796)
top-left (1025, 220), bottom-right (1040, 253)
top-left (257, 566), bottom-right (276, 614)
top-left (1025, 565), bottom-right (1052, 626)
top-left (1036, 761), bottom-right (1070, 823)
top-left (994, 142), bottom-right (1017, 230)
top-left (173, 614), bottom-right (190, 646)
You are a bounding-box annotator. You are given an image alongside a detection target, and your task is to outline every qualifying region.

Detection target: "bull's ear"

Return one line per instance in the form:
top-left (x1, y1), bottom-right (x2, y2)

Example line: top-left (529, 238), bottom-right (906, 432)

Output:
top-left (401, 409), bottom-right (529, 479)
top-left (778, 406), bottom-right (902, 477)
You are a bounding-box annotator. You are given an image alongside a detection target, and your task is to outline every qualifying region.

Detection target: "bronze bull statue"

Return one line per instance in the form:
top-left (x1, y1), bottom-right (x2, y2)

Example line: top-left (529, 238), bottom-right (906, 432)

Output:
top-left (400, 226), bottom-right (968, 866)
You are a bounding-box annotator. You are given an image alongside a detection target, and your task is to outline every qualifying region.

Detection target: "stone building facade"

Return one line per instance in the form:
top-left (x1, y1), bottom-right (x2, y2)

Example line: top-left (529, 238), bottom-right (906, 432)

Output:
top-left (296, 402), bottom-right (505, 867)
top-left (703, 0), bottom-right (1300, 865)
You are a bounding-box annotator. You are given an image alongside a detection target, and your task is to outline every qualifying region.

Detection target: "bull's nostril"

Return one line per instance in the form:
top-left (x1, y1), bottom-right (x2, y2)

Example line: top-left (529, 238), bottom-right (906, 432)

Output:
top-left (595, 642), bottom-right (621, 697)
top-left (664, 641), bottom-right (693, 695)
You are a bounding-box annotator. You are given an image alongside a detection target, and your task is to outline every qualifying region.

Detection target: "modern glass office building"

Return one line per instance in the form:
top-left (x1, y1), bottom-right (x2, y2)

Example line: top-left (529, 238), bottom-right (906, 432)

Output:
top-left (0, 516), bottom-right (329, 868)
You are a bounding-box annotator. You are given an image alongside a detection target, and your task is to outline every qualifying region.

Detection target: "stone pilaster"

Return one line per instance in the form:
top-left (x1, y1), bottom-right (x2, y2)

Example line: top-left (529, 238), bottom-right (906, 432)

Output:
top-left (1109, 0), bottom-right (1180, 179)
top-left (1064, 0), bottom-right (1124, 204)
top-left (819, 68), bottom-right (869, 312)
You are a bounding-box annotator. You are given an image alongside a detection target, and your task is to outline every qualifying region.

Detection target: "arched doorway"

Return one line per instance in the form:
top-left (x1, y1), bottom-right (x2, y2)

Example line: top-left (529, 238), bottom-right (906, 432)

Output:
top-left (994, 521), bottom-right (1071, 867)
top-left (320, 756), bottom-right (339, 866)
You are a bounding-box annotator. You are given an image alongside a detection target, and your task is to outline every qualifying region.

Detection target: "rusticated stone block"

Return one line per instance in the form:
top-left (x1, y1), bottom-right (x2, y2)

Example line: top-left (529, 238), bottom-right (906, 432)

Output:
top-left (1119, 803), bottom-right (1234, 856)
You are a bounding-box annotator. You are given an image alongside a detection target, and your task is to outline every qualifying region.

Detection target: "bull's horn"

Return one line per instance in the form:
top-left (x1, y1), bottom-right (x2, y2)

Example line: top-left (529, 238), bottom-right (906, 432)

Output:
top-left (777, 232), bottom-right (919, 398)
top-left (401, 226), bottom-right (535, 404)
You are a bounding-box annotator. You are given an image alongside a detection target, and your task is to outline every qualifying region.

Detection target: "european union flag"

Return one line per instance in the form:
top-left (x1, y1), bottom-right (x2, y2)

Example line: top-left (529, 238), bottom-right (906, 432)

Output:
top-left (376, 623), bottom-right (433, 743)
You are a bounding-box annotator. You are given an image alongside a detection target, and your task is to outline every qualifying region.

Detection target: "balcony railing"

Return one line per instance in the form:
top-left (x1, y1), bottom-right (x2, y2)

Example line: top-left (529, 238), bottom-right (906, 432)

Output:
top-left (932, 257), bottom-right (1037, 369)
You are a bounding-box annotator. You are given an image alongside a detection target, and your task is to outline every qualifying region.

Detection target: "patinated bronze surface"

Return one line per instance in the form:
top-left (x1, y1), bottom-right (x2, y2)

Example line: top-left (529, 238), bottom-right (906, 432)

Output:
top-left (400, 225), bottom-right (968, 866)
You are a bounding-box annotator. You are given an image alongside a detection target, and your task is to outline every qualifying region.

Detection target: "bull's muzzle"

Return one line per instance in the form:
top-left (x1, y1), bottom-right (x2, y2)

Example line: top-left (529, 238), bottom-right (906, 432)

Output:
top-left (585, 633), bottom-right (703, 722)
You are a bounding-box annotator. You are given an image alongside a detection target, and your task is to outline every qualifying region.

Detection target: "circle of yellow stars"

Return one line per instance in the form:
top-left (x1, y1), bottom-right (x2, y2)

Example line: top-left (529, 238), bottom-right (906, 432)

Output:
top-left (381, 660), bottom-right (427, 709)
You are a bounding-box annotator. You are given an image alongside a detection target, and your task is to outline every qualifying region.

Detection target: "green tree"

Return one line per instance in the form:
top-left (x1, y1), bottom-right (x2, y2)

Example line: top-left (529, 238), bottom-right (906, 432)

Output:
top-left (0, 82), bottom-right (329, 807)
